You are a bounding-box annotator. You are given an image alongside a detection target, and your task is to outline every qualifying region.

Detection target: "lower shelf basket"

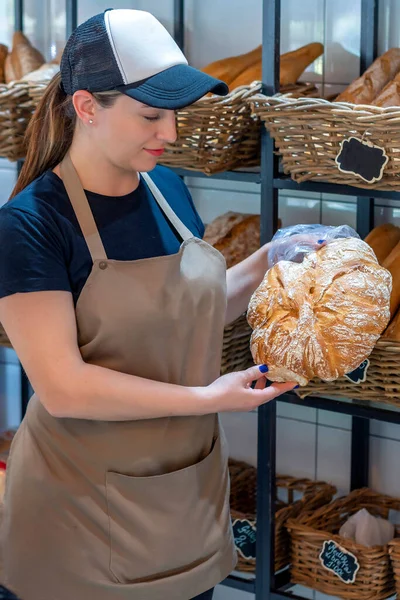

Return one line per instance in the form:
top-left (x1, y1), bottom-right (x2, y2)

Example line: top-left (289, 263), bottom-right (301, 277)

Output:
top-left (287, 487), bottom-right (400, 600)
top-left (389, 537), bottom-right (400, 597)
top-left (228, 458), bottom-right (336, 573)
top-left (298, 338), bottom-right (400, 408)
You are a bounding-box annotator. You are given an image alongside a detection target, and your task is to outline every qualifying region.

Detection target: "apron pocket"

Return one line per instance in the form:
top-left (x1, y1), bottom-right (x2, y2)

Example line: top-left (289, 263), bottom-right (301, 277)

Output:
top-left (105, 433), bottom-right (231, 584)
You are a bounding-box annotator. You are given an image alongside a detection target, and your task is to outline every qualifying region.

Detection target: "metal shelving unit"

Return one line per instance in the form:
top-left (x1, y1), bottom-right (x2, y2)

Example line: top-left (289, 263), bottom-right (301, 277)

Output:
top-left (172, 1), bottom-right (383, 599)
top-left (8, 0), bottom-right (398, 598)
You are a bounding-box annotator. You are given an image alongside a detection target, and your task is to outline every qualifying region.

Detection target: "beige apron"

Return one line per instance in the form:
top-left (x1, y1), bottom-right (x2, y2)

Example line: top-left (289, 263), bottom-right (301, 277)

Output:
top-left (1, 154), bottom-right (236, 600)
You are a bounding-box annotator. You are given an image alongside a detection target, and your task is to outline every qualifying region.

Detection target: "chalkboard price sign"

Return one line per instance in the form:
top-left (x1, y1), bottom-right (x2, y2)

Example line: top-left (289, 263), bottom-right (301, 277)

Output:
top-left (232, 518), bottom-right (256, 560)
top-left (319, 540), bottom-right (360, 584)
top-left (335, 137), bottom-right (388, 184)
top-left (344, 358), bottom-right (370, 384)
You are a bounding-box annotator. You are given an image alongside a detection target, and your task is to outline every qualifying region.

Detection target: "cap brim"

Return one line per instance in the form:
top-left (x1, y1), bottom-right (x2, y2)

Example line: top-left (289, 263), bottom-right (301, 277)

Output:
top-left (116, 64), bottom-right (229, 109)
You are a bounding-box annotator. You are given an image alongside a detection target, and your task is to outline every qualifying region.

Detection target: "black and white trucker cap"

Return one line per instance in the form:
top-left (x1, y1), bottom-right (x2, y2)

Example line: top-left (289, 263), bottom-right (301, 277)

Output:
top-left (60, 8), bottom-right (229, 109)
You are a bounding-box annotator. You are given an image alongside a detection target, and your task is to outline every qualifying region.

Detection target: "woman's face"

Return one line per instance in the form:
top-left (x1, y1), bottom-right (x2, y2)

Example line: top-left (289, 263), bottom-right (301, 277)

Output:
top-left (91, 94), bottom-right (177, 173)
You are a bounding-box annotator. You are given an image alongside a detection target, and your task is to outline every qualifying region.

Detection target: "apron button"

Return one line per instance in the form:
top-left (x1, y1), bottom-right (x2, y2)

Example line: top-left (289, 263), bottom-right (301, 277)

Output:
top-left (99, 261), bottom-right (108, 270)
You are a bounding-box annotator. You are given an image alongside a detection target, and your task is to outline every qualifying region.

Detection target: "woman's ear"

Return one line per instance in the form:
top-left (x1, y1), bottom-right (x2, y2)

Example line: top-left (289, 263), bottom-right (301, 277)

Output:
top-left (72, 90), bottom-right (96, 125)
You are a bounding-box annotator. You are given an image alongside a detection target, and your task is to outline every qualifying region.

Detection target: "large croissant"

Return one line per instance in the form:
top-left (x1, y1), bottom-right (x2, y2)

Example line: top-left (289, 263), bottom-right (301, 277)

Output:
top-left (247, 238), bottom-right (392, 386)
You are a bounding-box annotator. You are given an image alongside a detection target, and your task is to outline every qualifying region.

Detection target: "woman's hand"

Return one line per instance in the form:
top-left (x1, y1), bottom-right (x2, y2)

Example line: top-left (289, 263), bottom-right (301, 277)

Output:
top-left (267, 234), bottom-right (325, 267)
top-left (200, 365), bottom-right (297, 413)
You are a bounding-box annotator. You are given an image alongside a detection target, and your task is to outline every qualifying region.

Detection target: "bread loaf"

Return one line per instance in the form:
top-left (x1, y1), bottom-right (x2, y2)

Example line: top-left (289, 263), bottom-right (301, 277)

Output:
top-left (203, 212), bottom-right (261, 268)
top-left (247, 238), bottom-right (392, 385)
top-left (0, 44), bottom-right (8, 84)
top-left (279, 42), bottom-right (324, 86)
top-left (229, 60), bottom-right (261, 91)
top-left (201, 46), bottom-right (261, 86)
top-left (20, 62), bottom-right (59, 82)
top-left (364, 223), bottom-right (400, 264)
top-left (382, 241), bottom-right (400, 317)
top-left (228, 43), bottom-right (324, 91)
top-left (4, 55), bottom-right (16, 83)
top-left (335, 48), bottom-right (400, 104)
top-left (372, 70), bottom-right (400, 107)
top-left (5, 32), bottom-right (44, 82)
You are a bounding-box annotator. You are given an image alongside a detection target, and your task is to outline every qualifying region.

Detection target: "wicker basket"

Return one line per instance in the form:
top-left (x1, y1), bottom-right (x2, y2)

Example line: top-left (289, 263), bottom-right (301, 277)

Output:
top-left (250, 94), bottom-right (400, 191)
top-left (221, 314), bottom-right (253, 375)
top-left (228, 458), bottom-right (336, 573)
top-left (160, 81), bottom-right (319, 175)
top-left (388, 537), bottom-right (400, 597)
top-left (0, 80), bottom-right (47, 161)
top-left (287, 488), bottom-right (400, 599)
top-left (160, 82), bottom-right (262, 175)
top-left (298, 338), bottom-right (400, 408)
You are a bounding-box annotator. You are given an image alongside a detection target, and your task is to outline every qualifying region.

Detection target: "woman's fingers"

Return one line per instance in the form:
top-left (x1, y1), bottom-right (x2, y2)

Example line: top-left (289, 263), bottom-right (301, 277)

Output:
top-left (251, 380), bottom-right (299, 405)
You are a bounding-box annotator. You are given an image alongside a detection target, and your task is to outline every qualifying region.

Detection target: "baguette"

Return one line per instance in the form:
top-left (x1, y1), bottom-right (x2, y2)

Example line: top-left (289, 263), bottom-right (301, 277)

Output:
top-left (228, 42), bottom-right (324, 91)
top-left (4, 55), bottom-right (16, 83)
top-left (372, 70), bottom-right (400, 107)
top-left (279, 42), bottom-right (324, 86)
top-left (364, 223), bottom-right (400, 264)
top-left (382, 240), bottom-right (400, 317)
top-left (201, 46), bottom-right (261, 86)
top-left (335, 48), bottom-right (400, 104)
top-left (229, 60), bottom-right (261, 90)
top-left (0, 44), bottom-right (8, 84)
top-left (6, 32), bottom-right (44, 82)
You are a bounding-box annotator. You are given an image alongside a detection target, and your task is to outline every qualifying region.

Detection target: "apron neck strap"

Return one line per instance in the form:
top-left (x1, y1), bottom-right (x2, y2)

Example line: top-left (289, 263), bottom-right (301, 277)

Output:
top-left (60, 154), bottom-right (108, 262)
top-left (140, 172), bottom-right (194, 242)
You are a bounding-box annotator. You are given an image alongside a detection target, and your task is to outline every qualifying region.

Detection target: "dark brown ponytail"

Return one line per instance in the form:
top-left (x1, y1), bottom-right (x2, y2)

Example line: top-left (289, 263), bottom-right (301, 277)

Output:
top-left (10, 72), bottom-right (75, 199)
top-left (10, 73), bottom-right (120, 199)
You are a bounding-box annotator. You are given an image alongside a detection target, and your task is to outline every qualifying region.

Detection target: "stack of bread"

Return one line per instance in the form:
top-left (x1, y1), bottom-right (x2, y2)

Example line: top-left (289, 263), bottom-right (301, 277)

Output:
top-left (365, 223), bottom-right (400, 340)
top-left (201, 42), bottom-right (324, 92)
top-left (335, 48), bottom-right (400, 107)
top-left (203, 211), bottom-right (282, 267)
top-left (247, 236), bottom-right (392, 386)
top-left (0, 31), bottom-right (61, 85)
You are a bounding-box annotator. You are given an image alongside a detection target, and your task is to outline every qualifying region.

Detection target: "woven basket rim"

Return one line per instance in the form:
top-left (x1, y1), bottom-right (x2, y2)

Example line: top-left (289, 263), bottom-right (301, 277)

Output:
top-left (287, 487), bottom-right (400, 552)
top-left (249, 92), bottom-right (400, 118)
top-left (178, 80), bottom-right (262, 109)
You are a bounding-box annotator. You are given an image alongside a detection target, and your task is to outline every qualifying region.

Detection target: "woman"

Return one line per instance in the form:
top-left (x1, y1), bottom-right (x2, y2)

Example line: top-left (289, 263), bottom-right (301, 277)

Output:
top-left (0, 9), bottom-right (298, 600)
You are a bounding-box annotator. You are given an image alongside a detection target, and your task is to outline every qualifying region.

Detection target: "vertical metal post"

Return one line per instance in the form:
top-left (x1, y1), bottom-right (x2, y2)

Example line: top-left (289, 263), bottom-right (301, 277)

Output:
top-left (20, 367), bottom-right (32, 418)
top-left (66, 0), bottom-right (78, 37)
top-left (350, 0), bottom-right (378, 491)
top-left (351, 196), bottom-right (374, 489)
top-left (351, 418), bottom-right (370, 490)
top-left (173, 0), bottom-right (185, 51)
top-left (360, 0), bottom-right (378, 74)
top-left (256, 2), bottom-right (280, 600)
top-left (14, 0), bottom-right (23, 31)
top-left (356, 197), bottom-right (374, 239)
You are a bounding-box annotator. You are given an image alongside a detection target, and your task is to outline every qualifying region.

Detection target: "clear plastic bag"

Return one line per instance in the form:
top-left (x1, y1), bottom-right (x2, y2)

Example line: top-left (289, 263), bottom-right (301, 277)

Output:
top-left (267, 224), bottom-right (360, 267)
top-left (339, 508), bottom-right (394, 547)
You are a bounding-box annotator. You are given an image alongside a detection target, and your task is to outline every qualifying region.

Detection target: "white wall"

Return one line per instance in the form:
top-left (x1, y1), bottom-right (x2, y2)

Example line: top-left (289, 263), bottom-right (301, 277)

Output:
top-left (1, 2), bottom-right (400, 599)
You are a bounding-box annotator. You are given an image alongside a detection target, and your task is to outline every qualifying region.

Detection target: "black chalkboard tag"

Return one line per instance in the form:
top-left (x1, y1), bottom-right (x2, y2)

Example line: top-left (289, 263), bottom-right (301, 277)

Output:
top-left (335, 137), bottom-right (388, 183)
top-left (319, 540), bottom-right (360, 584)
top-left (344, 358), bottom-right (370, 384)
top-left (232, 518), bottom-right (256, 560)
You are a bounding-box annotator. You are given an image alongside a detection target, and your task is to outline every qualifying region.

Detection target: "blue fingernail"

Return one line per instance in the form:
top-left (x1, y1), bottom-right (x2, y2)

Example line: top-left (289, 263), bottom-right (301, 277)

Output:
top-left (294, 384), bottom-right (300, 389)
top-left (259, 364), bottom-right (269, 373)
top-left (318, 239), bottom-right (324, 244)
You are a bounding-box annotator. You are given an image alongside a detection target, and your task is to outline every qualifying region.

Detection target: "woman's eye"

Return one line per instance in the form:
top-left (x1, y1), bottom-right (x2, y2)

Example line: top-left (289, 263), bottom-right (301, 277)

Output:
top-left (144, 115), bottom-right (160, 122)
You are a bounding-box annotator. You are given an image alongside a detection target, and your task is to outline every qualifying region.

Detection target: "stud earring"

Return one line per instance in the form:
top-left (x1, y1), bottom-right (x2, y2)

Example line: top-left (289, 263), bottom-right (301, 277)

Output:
top-left (89, 119), bottom-right (93, 124)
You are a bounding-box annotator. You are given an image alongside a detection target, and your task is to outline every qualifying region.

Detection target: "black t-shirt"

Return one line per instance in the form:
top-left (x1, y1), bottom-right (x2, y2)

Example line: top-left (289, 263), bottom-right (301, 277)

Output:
top-left (0, 165), bottom-right (205, 305)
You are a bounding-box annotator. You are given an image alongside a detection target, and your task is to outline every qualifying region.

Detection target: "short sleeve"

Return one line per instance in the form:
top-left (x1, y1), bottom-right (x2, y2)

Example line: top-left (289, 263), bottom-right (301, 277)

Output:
top-left (0, 207), bottom-right (72, 299)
